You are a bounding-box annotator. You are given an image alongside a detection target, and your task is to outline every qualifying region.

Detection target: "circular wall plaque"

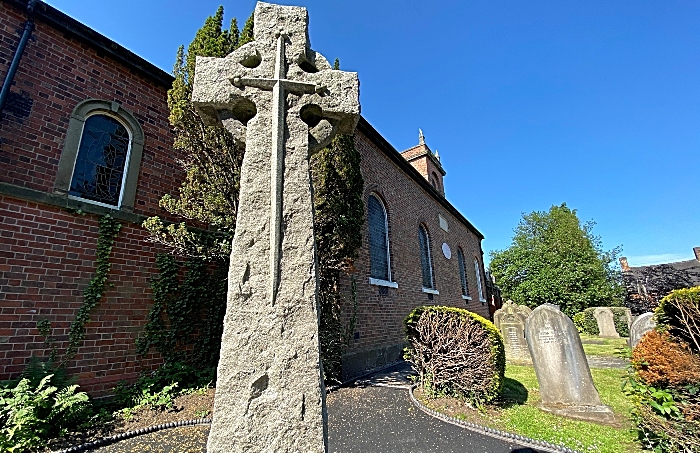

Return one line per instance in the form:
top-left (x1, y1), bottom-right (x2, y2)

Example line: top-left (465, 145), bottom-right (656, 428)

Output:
top-left (442, 243), bottom-right (451, 259)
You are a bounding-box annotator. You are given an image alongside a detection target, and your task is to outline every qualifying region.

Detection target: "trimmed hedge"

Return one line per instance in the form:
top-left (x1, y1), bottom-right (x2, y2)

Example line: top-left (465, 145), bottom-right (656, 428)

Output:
top-left (609, 307), bottom-right (631, 337)
top-left (404, 305), bottom-right (505, 406)
top-left (656, 286), bottom-right (700, 353)
top-left (573, 308), bottom-right (599, 335)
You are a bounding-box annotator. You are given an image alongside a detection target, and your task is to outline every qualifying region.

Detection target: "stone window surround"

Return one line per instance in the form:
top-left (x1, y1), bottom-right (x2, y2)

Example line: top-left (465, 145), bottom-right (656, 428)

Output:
top-left (54, 99), bottom-right (144, 212)
top-left (367, 192), bottom-right (397, 288)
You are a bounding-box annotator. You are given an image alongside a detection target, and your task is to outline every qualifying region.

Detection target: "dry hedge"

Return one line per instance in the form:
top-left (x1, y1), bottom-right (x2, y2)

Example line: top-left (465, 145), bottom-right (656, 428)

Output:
top-left (404, 306), bottom-right (505, 405)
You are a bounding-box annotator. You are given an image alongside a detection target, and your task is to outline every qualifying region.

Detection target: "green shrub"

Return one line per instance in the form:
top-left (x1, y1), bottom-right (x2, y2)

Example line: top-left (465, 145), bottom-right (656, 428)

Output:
top-left (0, 375), bottom-right (90, 452)
top-left (573, 308), bottom-right (599, 335)
top-left (610, 307), bottom-right (631, 337)
top-left (656, 286), bottom-right (700, 354)
top-left (404, 306), bottom-right (505, 406)
top-left (113, 362), bottom-right (212, 411)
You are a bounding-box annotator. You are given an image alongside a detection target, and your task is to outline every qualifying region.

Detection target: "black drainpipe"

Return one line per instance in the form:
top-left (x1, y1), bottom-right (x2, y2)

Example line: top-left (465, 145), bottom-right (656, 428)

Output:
top-left (0, 0), bottom-right (38, 115)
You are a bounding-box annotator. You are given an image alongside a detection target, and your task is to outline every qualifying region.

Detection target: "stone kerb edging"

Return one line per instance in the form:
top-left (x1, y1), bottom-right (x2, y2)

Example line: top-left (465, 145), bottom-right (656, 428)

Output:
top-left (407, 385), bottom-right (581, 453)
top-left (51, 418), bottom-right (212, 453)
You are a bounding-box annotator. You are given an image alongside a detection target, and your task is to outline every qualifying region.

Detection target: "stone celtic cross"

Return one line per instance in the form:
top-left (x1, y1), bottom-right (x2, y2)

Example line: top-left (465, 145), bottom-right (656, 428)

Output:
top-left (192, 2), bottom-right (359, 452)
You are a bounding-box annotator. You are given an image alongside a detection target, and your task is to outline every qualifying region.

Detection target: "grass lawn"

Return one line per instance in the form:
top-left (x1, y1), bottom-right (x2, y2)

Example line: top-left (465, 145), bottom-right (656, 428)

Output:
top-left (417, 364), bottom-right (642, 453)
top-left (579, 334), bottom-right (631, 357)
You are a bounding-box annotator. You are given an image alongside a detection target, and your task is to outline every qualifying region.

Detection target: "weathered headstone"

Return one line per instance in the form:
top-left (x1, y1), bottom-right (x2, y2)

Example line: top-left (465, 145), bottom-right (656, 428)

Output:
top-left (493, 301), bottom-right (532, 363)
top-left (493, 300), bottom-right (530, 331)
top-left (192, 3), bottom-right (359, 452)
top-left (525, 304), bottom-right (615, 424)
top-left (593, 307), bottom-right (620, 338)
top-left (629, 312), bottom-right (656, 348)
top-left (500, 314), bottom-right (532, 364)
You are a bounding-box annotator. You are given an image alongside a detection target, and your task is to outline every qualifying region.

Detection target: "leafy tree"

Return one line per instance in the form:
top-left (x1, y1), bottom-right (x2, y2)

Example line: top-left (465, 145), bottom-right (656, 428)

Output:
top-left (489, 203), bottom-right (623, 317)
top-left (140, 8), bottom-right (364, 382)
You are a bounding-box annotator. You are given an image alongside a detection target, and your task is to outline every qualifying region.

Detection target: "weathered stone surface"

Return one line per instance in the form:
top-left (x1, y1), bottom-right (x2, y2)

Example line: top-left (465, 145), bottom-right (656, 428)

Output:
top-left (500, 317), bottom-right (531, 364)
top-left (629, 312), bottom-right (656, 348)
top-left (493, 301), bottom-right (531, 364)
top-left (525, 304), bottom-right (615, 424)
top-left (192, 3), bottom-right (360, 452)
top-left (594, 307), bottom-right (620, 338)
top-left (493, 300), bottom-right (530, 331)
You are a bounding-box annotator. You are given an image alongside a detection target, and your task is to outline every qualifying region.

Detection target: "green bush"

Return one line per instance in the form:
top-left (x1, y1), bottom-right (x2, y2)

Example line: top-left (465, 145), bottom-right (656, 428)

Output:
top-left (113, 362), bottom-right (212, 411)
top-left (573, 308), bottom-right (599, 335)
top-left (404, 306), bottom-right (505, 406)
top-left (0, 375), bottom-right (90, 452)
top-left (609, 307), bottom-right (631, 337)
top-left (656, 286), bottom-right (700, 354)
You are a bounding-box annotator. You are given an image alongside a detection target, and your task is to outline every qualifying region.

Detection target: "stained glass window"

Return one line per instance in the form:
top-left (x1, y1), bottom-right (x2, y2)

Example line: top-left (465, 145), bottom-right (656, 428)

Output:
top-left (368, 194), bottom-right (390, 281)
top-left (418, 225), bottom-right (434, 288)
top-left (475, 258), bottom-right (485, 301)
top-left (69, 114), bottom-right (131, 206)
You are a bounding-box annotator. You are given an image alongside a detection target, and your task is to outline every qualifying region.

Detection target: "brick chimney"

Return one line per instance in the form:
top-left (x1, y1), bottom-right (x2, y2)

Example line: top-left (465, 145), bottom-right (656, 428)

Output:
top-left (619, 257), bottom-right (630, 271)
top-left (694, 247), bottom-right (700, 261)
top-left (400, 129), bottom-right (446, 196)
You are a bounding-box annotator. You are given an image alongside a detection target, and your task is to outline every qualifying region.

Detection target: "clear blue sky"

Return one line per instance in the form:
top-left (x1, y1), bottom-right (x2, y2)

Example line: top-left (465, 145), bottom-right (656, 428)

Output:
top-left (45, 0), bottom-right (700, 267)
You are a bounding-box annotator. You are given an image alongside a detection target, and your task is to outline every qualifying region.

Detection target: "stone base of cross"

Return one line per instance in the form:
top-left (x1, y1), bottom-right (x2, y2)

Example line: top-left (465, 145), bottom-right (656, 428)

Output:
top-left (191, 2), bottom-right (359, 452)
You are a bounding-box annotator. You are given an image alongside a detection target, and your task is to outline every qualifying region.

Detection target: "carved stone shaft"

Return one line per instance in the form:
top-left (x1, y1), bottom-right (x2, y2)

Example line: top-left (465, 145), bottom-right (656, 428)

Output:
top-left (191, 2), bottom-right (359, 452)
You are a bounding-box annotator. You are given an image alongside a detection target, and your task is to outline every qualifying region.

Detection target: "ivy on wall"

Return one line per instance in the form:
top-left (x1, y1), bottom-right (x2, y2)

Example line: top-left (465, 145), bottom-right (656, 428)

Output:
top-left (136, 254), bottom-right (227, 371)
top-left (65, 215), bottom-right (122, 359)
top-left (35, 214), bottom-right (121, 367)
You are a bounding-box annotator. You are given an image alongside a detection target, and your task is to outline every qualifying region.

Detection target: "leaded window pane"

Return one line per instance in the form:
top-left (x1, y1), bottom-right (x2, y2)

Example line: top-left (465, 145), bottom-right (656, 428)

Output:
top-left (458, 248), bottom-right (469, 296)
top-left (418, 225), bottom-right (433, 288)
top-left (368, 195), bottom-right (389, 280)
top-left (69, 114), bottom-right (130, 206)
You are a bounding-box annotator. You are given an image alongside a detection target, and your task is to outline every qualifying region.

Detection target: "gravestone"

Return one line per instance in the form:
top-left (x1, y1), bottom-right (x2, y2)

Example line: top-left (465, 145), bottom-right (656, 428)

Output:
top-left (493, 301), bottom-right (532, 363)
top-left (593, 307), bottom-right (620, 338)
top-left (493, 300), bottom-right (531, 331)
top-left (191, 3), bottom-right (360, 452)
top-left (629, 312), bottom-right (656, 348)
top-left (500, 313), bottom-right (532, 364)
top-left (525, 304), bottom-right (615, 424)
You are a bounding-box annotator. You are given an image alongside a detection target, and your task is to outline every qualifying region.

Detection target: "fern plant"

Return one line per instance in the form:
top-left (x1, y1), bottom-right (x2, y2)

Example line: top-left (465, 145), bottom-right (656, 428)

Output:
top-left (0, 375), bottom-right (90, 452)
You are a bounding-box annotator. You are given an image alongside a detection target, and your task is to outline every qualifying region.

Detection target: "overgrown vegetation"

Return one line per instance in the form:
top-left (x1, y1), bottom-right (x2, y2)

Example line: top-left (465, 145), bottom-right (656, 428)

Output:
top-left (0, 375), bottom-right (91, 452)
top-left (404, 306), bottom-right (505, 406)
top-left (136, 255), bottom-right (227, 374)
top-left (489, 203), bottom-right (624, 318)
top-left (139, 7), bottom-right (364, 383)
top-left (624, 287), bottom-right (700, 452)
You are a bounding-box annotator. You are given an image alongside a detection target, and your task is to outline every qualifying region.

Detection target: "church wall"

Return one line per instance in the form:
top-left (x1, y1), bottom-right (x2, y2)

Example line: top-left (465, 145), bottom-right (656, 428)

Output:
top-left (340, 128), bottom-right (488, 380)
top-left (0, 0), bottom-right (490, 392)
top-left (0, 0), bottom-right (181, 394)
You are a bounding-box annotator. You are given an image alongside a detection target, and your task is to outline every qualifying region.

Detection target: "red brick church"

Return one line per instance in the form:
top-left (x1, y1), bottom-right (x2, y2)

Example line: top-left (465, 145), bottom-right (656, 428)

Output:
top-left (0, 0), bottom-right (497, 393)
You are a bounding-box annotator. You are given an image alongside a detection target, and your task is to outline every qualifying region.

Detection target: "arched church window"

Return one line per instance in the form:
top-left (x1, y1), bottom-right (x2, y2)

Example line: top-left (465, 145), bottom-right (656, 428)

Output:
top-left (475, 258), bottom-right (486, 302)
top-left (418, 224), bottom-right (434, 289)
top-left (368, 194), bottom-right (391, 282)
top-left (69, 114), bottom-right (131, 206)
top-left (55, 99), bottom-right (144, 211)
top-left (457, 247), bottom-right (470, 299)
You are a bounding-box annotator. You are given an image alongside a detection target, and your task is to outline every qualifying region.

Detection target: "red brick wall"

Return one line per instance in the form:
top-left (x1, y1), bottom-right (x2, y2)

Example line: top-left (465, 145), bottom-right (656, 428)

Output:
top-left (0, 3), bottom-right (179, 215)
top-left (341, 130), bottom-right (488, 378)
top-left (0, 2), bottom-right (181, 394)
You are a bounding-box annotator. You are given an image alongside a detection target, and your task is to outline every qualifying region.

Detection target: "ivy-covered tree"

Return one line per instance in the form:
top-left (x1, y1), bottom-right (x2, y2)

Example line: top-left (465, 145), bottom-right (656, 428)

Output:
top-left (140, 8), bottom-right (364, 382)
top-left (489, 203), bottom-right (624, 318)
